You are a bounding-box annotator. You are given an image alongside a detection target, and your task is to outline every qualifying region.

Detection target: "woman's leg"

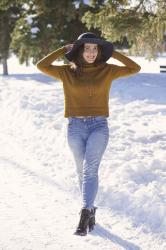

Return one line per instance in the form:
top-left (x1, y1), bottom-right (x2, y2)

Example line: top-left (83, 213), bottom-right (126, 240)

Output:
top-left (82, 121), bottom-right (109, 209)
top-left (67, 117), bottom-right (109, 235)
top-left (67, 118), bottom-right (86, 193)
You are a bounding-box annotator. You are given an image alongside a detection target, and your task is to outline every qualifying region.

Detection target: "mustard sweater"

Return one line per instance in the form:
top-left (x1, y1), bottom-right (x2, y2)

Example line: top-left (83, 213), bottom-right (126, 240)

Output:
top-left (36, 47), bottom-right (141, 117)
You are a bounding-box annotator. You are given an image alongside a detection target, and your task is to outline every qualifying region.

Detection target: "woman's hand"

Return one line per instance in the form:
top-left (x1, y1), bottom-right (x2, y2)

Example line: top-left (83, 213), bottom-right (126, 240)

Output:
top-left (65, 44), bottom-right (74, 52)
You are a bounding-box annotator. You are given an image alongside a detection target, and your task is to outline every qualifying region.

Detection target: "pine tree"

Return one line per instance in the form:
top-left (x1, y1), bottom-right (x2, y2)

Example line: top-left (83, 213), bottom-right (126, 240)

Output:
top-left (0, 0), bottom-right (95, 74)
top-left (10, 0), bottom-right (94, 66)
top-left (0, 0), bottom-right (23, 75)
top-left (82, 0), bottom-right (166, 58)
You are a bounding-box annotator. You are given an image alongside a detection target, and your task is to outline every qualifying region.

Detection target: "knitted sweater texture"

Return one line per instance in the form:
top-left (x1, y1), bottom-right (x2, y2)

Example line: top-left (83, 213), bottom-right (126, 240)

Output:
top-left (36, 47), bottom-right (141, 117)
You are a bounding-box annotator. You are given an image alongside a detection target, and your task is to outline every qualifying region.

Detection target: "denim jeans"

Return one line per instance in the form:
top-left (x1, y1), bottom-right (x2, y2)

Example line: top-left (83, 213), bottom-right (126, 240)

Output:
top-left (67, 116), bottom-right (109, 209)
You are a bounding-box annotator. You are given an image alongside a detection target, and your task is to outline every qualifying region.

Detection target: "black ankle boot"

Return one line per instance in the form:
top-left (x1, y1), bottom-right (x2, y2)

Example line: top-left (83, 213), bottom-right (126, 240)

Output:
top-left (74, 208), bottom-right (91, 236)
top-left (88, 207), bottom-right (97, 232)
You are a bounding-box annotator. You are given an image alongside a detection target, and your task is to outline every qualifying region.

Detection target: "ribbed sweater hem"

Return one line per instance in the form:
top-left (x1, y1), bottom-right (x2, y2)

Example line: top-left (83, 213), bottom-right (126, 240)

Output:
top-left (64, 107), bottom-right (109, 118)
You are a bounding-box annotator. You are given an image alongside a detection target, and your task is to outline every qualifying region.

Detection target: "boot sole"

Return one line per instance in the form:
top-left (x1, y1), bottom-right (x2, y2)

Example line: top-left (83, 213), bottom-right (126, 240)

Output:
top-left (74, 231), bottom-right (87, 236)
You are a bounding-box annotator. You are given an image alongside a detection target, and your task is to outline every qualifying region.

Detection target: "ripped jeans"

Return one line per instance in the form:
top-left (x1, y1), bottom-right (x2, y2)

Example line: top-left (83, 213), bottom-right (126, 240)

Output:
top-left (67, 116), bottom-right (109, 209)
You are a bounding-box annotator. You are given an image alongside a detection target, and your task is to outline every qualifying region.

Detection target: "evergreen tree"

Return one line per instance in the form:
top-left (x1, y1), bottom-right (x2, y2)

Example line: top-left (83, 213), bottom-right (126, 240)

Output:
top-left (11, 0), bottom-right (94, 65)
top-left (0, 0), bottom-right (95, 74)
top-left (82, 0), bottom-right (166, 58)
top-left (0, 0), bottom-right (23, 75)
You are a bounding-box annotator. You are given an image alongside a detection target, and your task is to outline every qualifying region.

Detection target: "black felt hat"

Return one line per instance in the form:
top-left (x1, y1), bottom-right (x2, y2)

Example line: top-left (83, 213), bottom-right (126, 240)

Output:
top-left (65, 32), bottom-right (113, 62)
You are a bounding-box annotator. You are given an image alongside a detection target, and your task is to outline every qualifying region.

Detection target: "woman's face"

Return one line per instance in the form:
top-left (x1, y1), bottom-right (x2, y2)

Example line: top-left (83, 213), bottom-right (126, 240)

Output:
top-left (82, 43), bottom-right (98, 64)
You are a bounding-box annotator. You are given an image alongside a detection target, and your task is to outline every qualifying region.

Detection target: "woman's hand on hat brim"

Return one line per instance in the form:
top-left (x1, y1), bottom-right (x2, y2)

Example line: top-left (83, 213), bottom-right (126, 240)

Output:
top-left (65, 44), bottom-right (74, 52)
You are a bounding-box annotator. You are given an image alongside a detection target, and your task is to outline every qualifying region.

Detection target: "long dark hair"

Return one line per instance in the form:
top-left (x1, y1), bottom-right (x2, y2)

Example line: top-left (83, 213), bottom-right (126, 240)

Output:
top-left (70, 44), bottom-right (105, 77)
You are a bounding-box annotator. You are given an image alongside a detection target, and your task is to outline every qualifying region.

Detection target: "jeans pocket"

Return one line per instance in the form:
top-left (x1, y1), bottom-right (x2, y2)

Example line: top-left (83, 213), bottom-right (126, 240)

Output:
top-left (94, 117), bottom-right (108, 128)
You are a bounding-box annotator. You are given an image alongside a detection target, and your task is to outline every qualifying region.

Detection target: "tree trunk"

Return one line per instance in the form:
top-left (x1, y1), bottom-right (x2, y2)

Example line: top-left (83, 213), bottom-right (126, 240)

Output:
top-left (2, 57), bottom-right (8, 75)
top-left (25, 58), bottom-right (29, 67)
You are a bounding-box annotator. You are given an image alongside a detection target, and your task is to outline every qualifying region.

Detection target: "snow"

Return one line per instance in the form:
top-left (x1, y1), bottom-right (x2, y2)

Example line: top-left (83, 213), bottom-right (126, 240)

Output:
top-left (22, 3), bottom-right (30, 11)
top-left (0, 55), bottom-right (166, 250)
top-left (25, 14), bottom-right (37, 25)
top-left (47, 24), bottom-right (52, 29)
top-left (3, 53), bottom-right (166, 74)
top-left (31, 27), bottom-right (40, 34)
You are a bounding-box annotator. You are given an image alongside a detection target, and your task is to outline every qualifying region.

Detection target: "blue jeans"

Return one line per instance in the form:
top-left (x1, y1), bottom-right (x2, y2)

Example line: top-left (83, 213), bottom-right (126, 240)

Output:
top-left (67, 116), bottom-right (109, 209)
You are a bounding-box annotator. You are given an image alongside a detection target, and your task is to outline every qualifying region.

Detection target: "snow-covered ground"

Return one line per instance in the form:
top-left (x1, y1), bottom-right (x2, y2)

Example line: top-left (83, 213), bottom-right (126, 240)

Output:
top-left (0, 56), bottom-right (166, 250)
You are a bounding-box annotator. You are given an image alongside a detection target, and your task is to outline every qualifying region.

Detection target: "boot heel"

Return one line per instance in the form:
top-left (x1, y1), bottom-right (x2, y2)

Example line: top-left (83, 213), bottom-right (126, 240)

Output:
top-left (88, 207), bottom-right (97, 232)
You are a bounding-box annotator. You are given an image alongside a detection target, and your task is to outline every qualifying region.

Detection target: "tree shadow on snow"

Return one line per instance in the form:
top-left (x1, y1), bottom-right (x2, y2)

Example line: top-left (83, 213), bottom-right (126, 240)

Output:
top-left (90, 223), bottom-right (141, 250)
top-left (1, 157), bottom-right (72, 195)
top-left (110, 73), bottom-right (166, 105)
top-left (1, 73), bottom-right (58, 85)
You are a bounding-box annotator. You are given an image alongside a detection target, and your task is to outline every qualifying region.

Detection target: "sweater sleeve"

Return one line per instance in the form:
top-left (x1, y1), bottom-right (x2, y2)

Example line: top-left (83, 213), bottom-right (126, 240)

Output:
top-left (110, 51), bottom-right (141, 80)
top-left (36, 46), bottom-right (67, 81)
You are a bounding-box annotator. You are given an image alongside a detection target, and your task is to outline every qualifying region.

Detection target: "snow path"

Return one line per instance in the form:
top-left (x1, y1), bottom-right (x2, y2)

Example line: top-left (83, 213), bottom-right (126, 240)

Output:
top-left (0, 73), bottom-right (166, 250)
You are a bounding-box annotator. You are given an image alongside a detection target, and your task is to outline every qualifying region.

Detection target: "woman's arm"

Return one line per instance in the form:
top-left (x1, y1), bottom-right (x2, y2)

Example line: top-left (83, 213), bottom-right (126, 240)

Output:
top-left (36, 46), bottom-right (67, 80)
top-left (111, 51), bottom-right (141, 79)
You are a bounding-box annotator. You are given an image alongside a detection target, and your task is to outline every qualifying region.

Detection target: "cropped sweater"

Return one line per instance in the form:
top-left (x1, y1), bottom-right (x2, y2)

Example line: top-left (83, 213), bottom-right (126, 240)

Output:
top-left (36, 47), bottom-right (141, 117)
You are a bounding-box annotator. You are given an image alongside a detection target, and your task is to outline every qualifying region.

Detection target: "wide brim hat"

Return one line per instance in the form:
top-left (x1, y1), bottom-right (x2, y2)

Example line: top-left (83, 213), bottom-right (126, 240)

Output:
top-left (65, 32), bottom-right (113, 62)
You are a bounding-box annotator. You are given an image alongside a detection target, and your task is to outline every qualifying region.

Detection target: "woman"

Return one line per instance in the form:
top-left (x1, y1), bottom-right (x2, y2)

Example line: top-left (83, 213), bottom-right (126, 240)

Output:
top-left (36, 32), bottom-right (141, 236)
